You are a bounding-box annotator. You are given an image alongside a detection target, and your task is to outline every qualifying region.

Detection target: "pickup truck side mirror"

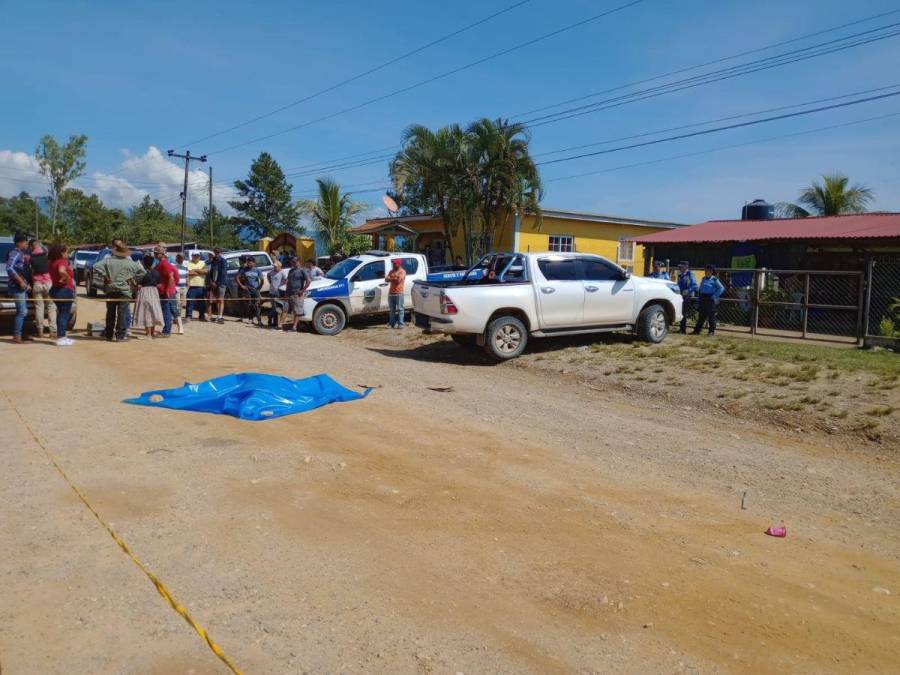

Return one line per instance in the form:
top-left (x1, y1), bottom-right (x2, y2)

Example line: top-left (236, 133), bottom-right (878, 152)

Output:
top-left (620, 270), bottom-right (631, 280)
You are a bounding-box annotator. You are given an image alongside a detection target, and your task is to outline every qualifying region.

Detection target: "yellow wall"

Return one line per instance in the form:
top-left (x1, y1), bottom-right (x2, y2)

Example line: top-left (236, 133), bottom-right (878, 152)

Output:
top-left (402, 213), bottom-right (672, 272)
top-left (516, 215), bottom-right (666, 273)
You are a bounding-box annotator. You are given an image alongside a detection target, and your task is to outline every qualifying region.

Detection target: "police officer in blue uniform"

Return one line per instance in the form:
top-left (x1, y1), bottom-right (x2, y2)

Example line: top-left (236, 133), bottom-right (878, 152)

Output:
top-left (693, 264), bottom-right (726, 336)
top-left (647, 259), bottom-right (669, 279)
top-left (676, 261), bottom-right (697, 334)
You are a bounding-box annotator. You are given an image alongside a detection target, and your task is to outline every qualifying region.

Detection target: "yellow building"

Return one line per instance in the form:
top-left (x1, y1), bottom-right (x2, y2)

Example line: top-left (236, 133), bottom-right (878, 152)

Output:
top-left (353, 209), bottom-right (684, 272)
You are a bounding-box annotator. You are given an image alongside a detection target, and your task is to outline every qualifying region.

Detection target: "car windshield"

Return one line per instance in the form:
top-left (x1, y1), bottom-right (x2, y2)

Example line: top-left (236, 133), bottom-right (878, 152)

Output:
top-left (75, 251), bottom-right (97, 261)
top-left (0, 243), bottom-right (14, 266)
top-left (326, 258), bottom-right (362, 280)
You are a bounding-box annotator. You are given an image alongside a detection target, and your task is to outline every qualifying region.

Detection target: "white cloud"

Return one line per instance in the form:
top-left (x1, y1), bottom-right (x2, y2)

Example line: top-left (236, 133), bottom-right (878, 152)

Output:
top-left (0, 149), bottom-right (46, 197)
top-left (0, 145), bottom-right (237, 218)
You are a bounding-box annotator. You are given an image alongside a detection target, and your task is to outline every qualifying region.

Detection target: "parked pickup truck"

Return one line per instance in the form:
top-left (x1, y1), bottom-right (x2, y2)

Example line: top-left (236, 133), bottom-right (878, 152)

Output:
top-left (412, 252), bottom-right (683, 360)
top-left (300, 251), bottom-right (430, 335)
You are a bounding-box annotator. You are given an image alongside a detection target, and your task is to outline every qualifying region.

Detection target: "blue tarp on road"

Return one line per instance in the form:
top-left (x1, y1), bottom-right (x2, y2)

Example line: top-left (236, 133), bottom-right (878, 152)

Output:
top-left (125, 373), bottom-right (372, 421)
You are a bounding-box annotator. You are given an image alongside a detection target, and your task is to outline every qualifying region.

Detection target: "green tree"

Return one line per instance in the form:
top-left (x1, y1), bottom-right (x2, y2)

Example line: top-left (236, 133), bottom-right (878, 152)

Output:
top-left (390, 124), bottom-right (468, 261)
top-left (126, 195), bottom-right (179, 244)
top-left (228, 152), bottom-right (301, 239)
top-left (0, 192), bottom-right (50, 237)
top-left (776, 173), bottom-right (875, 218)
top-left (298, 178), bottom-right (367, 255)
top-left (390, 117), bottom-right (542, 263)
top-left (35, 134), bottom-right (88, 236)
top-left (193, 204), bottom-right (241, 249)
top-left (56, 188), bottom-right (125, 244)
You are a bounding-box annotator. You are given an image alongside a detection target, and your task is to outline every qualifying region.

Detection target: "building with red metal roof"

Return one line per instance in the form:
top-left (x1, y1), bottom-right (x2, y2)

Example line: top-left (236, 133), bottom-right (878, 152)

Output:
top-left (629, 210), bottom-right (900, 273)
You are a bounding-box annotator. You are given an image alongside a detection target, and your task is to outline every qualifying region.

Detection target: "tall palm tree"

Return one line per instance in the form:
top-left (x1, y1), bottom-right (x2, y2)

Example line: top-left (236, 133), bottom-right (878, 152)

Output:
top-left (298, 178), bottom-right (367, 254)
top-left (390, 118), bottom-right (542, 262)
top-left (776, 173), bottom-right (875, 218)
top-left (466, 117), bottom-right (542, 257)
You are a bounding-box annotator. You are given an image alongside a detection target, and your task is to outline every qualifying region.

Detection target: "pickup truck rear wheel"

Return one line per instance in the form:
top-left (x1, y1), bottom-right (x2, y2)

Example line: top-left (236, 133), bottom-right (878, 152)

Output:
top-left (485, 316), bottom-right (528, 360)
top-left (313, 303), bottom-right (346, 336)
top-left (637, 303), bottom-right (668, 343)
top-left (86, 275), bottom-right (97, 297)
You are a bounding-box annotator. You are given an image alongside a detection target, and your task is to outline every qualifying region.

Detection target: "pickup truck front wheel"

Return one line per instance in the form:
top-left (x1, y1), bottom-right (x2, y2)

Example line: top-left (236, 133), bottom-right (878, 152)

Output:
top-left (313, 303), bottom-right (346, 336)
top-left (637, 303), bottom-right (668, 343)
top-left (485, 316), bottom-right (528, 360)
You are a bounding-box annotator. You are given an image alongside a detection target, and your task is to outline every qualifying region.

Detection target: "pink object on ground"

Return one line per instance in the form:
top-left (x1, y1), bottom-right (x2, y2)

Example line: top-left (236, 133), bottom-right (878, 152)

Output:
top-left (765, 526), bottom-right (787, 537)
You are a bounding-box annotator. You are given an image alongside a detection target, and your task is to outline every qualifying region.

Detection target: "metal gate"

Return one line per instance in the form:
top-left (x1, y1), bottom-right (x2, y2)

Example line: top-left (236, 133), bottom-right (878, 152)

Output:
top-left (683, 268), bottom-right (865, 344)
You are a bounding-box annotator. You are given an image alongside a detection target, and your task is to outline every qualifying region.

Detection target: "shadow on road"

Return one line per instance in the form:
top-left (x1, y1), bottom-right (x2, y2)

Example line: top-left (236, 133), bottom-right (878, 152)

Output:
top-left (366, 342), bottom-right (496, 366)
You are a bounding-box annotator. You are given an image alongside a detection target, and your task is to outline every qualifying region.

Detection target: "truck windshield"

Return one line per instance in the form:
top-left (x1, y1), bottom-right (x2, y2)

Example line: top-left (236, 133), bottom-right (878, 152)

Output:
top-left (326, 258), bottom-right (362, 280)
top-left (75, 251), bottom-right (98, 262)
top-left (462, 254), bottom-right (524, 283)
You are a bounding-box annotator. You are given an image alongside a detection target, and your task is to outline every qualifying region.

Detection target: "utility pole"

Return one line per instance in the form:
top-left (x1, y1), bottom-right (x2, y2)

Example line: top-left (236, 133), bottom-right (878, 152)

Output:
top-left (208, 166), bottom-right (214, 247)
top-left (167, 149), bottom-right (207, 253)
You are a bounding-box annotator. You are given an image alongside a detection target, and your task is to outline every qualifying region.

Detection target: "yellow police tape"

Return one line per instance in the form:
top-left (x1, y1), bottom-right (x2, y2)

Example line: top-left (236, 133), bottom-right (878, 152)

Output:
top-left (0, 297), bottom-right (261, 302)
top-left (1, 389), bottom-right (243, 675)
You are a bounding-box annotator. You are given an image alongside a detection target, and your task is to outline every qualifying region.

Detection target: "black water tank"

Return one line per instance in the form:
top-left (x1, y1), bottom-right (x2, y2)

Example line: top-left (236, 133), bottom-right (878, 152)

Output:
top-left (741, 199), bottom-right (774, 220)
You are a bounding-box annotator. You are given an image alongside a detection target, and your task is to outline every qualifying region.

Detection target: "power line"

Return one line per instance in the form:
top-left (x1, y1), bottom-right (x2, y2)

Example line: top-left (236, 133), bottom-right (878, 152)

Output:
top-left (206, 0), bottom-right (646, 155)
top-left (178, 0), bottom-right (533, 148)
top-left (533, 83), bottom-right (900, 157)
top-left (515, 7), bottom-right (900, 118)
top-left (206, 9), bottom-right (900, 183)
top-left (521, 22), bottom-right (900, 127)
top-left (536, 89), bottom-right (900, 167)
top-left (543, 110), bottom-right (900, 183)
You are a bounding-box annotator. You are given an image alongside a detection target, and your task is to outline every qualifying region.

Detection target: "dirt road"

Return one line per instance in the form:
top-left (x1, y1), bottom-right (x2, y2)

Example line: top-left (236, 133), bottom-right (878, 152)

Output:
top-left (1, 295), bottom-right (898, 674)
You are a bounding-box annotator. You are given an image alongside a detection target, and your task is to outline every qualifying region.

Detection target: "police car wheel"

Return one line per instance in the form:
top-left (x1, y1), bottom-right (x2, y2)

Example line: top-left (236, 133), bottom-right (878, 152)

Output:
top-left (313, 304), bottom-right (346, 336)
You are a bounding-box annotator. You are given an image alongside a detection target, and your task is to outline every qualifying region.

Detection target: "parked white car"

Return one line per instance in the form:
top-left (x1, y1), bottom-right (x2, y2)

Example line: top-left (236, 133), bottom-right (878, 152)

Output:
top-left (300, 252), bottom-right (429, 335)
top-left (412, 252), bottom-right (683, 360)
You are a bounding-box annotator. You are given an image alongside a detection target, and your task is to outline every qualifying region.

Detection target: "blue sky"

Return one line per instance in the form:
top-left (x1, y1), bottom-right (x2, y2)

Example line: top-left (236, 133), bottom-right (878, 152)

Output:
top-left (1, 0), bottom-right (898, 223)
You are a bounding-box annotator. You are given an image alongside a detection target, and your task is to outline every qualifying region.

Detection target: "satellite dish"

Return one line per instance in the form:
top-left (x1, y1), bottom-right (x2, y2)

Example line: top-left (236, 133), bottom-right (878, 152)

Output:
top-left (382, 194), bottom-right (399, 213)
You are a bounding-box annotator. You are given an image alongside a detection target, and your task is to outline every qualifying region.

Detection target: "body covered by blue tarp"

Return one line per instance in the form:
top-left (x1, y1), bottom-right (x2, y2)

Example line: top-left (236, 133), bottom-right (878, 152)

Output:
top-left (125, 373), bottom-right (371, 421)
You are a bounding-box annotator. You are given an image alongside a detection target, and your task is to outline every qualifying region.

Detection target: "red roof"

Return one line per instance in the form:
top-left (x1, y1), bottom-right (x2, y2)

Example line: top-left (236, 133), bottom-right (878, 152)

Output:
top-left (630, 212), bottom-right (900, 244)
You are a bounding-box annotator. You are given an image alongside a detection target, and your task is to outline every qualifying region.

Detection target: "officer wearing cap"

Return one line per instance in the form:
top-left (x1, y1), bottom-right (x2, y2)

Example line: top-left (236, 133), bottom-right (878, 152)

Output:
top-left (676, 261), bottom-right (697, 334)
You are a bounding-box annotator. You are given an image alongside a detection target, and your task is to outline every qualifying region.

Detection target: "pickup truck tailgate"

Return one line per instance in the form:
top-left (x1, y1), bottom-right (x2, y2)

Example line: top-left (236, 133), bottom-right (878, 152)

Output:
top-left (412, 282), bottom-right (445, 318)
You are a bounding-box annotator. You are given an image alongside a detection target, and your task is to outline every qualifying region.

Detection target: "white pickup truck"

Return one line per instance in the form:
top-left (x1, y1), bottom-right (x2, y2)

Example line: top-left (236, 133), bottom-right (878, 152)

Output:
top-left (300, 252), bottom-right (432, 335)
top-left (412, 252), bottom-right (683, 360)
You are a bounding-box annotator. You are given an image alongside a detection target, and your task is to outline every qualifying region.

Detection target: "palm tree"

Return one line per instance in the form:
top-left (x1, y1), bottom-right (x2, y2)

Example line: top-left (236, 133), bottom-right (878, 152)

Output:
top-left (390, 118), bottom-right (542, 263)
top-left (391, 123), bottom-right (468, 261)
top-left (466, 117), bottom-right (542, 258)
top-left (776, 173), bottom-right (874, 218)
top-left (298, 178), bottom-right (367, 254)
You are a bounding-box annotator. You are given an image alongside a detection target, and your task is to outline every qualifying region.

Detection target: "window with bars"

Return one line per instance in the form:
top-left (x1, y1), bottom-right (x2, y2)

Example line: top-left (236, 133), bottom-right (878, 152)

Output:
top-left (548, 235), bottom-right (574, 252)
top-left (617, 240), bottom-right (635, 270)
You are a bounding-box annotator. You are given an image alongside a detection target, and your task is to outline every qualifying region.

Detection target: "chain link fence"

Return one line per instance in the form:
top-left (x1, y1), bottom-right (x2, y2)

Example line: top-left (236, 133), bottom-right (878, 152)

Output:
top-left (864, 261), bottom-right (900, 341)
top-left (681, 268), bottom-right (865, 343)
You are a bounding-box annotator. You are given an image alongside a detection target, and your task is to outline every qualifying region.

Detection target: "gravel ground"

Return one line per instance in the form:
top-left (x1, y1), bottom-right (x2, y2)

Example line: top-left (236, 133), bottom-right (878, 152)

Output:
top-left (1, 294), bottom-right (898, 674)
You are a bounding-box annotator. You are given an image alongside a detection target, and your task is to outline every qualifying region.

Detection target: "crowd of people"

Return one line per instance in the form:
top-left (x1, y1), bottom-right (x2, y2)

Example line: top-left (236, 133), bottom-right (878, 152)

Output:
top-left (5, 233), bottom-right (77, 345)
top-left (648, 260), bottom-right (726, 336)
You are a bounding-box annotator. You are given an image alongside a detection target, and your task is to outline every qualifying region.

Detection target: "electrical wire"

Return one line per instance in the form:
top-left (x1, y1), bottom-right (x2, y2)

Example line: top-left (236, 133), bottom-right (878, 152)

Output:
top-left (205, 0), bottom-right (646, 155)
top-left (515, 7), bottom-right (900, 118)
top-left (533, 83), bottom-right (900, 157)
top-left (204, 9), bottom-right (900, 182)
top-left (178, 0), bottom-right (533, 147)
top-left (543, 110), bottom-right (900, 183)
top-left (521, 22), bottom-right (900, 127)
top-left (536, 89), bottom-right (900, 167)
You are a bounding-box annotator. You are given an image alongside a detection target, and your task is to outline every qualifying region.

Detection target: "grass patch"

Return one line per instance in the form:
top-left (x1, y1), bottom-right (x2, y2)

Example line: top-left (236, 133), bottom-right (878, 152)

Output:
top-left (700, 335), bottom-right (898, 377)
top-left (829, 409), bottom-right (849, 419)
